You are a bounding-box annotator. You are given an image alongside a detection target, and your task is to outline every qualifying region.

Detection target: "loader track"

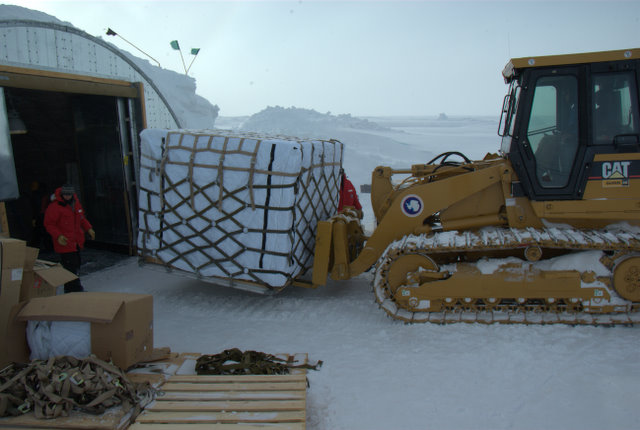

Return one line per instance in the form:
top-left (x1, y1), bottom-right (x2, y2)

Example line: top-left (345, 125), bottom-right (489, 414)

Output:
top-left (373, 226), bottom-right (640, 325)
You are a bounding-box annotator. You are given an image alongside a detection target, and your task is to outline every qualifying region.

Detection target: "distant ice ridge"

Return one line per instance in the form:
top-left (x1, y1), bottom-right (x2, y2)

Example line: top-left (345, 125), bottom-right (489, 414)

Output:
top-left (241, 106), bottom-right (391, 138)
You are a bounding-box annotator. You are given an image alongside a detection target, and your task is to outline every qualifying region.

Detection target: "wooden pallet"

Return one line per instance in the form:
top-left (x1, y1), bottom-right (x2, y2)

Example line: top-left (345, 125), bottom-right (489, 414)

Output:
top-left (129, 353), bottom-right (308, 430)
top-left (0, 351), bottom-right (309, 430)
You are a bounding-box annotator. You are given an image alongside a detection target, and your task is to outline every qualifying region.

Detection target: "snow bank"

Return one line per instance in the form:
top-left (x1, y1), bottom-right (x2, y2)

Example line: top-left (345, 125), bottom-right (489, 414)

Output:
top-left (121, 52), bottom-right (219, 129)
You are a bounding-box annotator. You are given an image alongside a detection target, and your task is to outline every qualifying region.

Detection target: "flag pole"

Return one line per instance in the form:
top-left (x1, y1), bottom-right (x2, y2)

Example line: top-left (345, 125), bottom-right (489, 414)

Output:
top-left (106, 28), bottom-right (160, 67)
top-left (186, 48), bottom-right (200, 75)
top-left (170, 40), bottom-right (187, 74)
top-left (178, 49), bottom-right (187, 74)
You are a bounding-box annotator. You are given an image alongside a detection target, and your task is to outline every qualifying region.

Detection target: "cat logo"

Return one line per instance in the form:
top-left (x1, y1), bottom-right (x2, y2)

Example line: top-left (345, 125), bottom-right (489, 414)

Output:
top-left (602, 161), bottom-right (631, 187)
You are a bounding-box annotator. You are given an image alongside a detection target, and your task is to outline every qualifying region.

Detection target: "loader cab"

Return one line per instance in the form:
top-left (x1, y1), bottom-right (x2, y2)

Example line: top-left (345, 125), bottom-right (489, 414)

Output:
top-left (499, 49), bottom-right (640, 201)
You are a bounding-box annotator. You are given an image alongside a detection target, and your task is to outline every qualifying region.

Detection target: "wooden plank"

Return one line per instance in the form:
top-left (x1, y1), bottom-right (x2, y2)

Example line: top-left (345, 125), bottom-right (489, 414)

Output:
top-left (149, 400), bottom-right (306, 412)
top-left (134, 410), bottom-right (305, 424)
top-left (169, 374), bottom-right (307, 383)
top-left (161, 382), bottom-right (306, 392)
top-left (126, 372), bottom-right (166, 386)
top-left (129, 423), bottom-right (305, 430)
top-left (159, 390), bottom-right (305, 401)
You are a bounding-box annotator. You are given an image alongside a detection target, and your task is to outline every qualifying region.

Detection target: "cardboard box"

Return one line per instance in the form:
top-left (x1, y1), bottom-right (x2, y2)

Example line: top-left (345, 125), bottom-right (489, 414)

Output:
top-left (1, 238), bottom-right (27, 270)
top-left (20, 260), bottom-right (78, 301)
top-left (17, 292), bottom-right (154, 369)
top-left (1, 239), bottom-right (26, 305)
top-left (1, 238), bottom-right (26, 367)
top-left (3, 302), bottom-right (29, 365)
top-left (22, 246), bottom-right (39, 271)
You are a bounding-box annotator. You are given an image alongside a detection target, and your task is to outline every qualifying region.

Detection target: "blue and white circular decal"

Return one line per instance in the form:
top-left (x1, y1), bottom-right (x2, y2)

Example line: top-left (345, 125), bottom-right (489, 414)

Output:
top-left (401, 194), bottom-right (423, 217)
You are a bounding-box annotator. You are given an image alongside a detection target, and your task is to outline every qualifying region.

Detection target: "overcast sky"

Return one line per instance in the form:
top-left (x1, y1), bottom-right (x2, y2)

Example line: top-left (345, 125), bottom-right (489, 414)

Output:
top-left (3, 0), bottom-right (640, 117)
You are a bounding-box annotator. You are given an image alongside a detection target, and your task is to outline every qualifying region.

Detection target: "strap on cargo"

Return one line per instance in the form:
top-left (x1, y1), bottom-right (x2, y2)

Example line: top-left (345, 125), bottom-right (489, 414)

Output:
top-left (246, 137), bottom-right (259, 210)
top-left (187, 135), bottom-right (203, 210)
top-left (217, 136), bottom-right (229, 209)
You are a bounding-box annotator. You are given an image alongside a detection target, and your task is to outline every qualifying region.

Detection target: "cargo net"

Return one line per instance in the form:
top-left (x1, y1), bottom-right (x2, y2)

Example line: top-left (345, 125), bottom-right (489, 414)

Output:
top-left (137, 129), bottom-right (343, 292)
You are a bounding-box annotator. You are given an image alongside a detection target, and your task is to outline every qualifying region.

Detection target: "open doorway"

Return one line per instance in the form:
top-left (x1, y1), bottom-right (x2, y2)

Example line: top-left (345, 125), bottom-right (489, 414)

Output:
top-left (3, 87), bottom-right (137, 254)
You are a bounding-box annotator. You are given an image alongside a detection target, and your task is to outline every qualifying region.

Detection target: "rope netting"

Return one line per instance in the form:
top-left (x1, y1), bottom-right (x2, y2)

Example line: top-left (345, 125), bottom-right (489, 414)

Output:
top-left (137, 129), bottom-right (342, 291)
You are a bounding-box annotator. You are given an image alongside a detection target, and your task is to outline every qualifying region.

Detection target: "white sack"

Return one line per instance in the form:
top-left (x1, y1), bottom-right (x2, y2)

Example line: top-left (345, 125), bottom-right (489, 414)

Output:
top-left (138, 129), bottom-right (342, 290)
top-left (27, 320), bottom-right (91, 360)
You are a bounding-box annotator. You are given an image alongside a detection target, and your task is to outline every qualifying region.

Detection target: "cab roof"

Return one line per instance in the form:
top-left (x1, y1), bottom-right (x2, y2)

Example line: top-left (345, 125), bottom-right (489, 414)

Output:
top-left (502, 48), bottom-right (640, 81)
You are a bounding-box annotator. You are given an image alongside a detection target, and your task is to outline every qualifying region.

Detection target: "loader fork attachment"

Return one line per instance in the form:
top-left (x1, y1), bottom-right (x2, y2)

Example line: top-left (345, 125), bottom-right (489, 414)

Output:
top-left (312, 214), bottom-right (366, 286)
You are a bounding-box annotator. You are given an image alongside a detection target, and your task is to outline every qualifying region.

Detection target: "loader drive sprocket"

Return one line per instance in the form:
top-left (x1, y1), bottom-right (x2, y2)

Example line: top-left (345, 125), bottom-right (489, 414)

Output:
top-left (373, 226), bottom-right (640, 325)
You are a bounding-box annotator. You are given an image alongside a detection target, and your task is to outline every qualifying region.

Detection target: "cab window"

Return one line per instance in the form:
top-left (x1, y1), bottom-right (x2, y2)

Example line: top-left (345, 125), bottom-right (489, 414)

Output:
top-left (526, 75), bottom-right (579, 188)
top-left (592, 72), bottom-right (639, 146)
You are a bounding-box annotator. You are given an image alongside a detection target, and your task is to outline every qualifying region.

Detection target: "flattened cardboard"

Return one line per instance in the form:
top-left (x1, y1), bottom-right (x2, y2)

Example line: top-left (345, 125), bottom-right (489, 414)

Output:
top-left (34, 262), bottom-right (78, 287)
top-left (19, 292), bottom-right (124, 322)
top-left (20, 259), bottom-right (77, 301)
top-left (17, 292), bottom-right (154, 369)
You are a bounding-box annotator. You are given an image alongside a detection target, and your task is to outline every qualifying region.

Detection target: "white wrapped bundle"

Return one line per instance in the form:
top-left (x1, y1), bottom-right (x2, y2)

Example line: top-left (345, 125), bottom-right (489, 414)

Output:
top-left (138, 129), bottom-right (342, 291)
top-left (27, 321), bottom-right (92, 361)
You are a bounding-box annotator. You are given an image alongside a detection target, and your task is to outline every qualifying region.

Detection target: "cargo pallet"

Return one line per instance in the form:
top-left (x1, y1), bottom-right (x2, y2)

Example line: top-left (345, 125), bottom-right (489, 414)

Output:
top-left (0, 351), bottom-right (309, 430)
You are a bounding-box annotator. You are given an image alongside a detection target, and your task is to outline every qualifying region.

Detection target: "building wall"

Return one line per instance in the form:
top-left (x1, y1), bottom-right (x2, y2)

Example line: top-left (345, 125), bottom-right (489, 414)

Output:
top-left (0, 19), bottom-right (180, 129)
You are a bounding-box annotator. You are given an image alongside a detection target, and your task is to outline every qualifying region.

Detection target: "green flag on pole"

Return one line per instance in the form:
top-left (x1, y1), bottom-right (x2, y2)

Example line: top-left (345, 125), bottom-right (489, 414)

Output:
top-left (186, 48), bottom-right (201, 74)
top-left (170, 40), bottom-right (180, 50)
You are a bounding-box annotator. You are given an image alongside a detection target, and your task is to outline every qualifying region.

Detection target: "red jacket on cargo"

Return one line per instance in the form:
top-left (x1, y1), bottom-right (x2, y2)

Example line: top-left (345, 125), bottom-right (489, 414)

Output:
top-left (44, 187), bottom-right (93, 254)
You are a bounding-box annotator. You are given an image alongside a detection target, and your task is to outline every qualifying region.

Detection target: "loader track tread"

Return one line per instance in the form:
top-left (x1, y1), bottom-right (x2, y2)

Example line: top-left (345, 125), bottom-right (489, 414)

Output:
top-left (392, 226), bottom-right (640, 255)
top-left (373, 226), bottom-right (640, 325)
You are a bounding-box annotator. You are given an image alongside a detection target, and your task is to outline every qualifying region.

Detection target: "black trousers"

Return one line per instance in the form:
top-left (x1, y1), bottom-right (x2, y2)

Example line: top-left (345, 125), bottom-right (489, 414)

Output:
top-left (59, 251), bottom-right (85, 293)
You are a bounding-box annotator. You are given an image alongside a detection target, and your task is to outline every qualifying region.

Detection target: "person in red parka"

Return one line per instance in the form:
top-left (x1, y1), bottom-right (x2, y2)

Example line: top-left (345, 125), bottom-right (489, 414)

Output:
top-left (44, 184), bottom-right (95, 293)
top-left (338, 169), bottom-right (363, 218)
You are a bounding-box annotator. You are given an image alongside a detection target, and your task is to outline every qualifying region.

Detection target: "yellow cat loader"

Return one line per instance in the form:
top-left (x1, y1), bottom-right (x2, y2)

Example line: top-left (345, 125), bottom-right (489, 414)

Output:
top-left (311, 48), bottom-right (640, 324)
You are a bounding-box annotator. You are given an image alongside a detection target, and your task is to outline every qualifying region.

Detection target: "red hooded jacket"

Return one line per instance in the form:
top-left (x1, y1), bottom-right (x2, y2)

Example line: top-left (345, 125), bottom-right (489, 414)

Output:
top-left (338, 173), bottom-right (362, 212)
top-left (44, 187), bottom-right (93, 253)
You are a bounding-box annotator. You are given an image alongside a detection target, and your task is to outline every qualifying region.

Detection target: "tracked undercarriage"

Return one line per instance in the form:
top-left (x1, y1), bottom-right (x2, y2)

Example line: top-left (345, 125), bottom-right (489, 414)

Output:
top-left (373, 226), bottom-right (640, 325)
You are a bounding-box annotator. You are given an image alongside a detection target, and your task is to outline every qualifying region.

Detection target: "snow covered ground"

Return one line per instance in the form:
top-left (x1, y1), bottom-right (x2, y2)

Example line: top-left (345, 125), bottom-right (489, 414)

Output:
top-left (5, 5), bottom-right (638, 429)
top-left (83, 115), bottom-right (639, 430)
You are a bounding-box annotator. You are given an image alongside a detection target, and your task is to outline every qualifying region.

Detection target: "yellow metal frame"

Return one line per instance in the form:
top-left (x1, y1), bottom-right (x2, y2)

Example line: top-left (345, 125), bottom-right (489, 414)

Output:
top-left (502, 48), bottom-right (640, 80)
